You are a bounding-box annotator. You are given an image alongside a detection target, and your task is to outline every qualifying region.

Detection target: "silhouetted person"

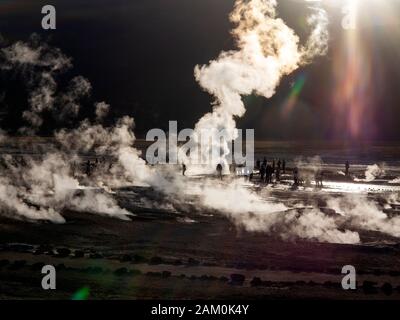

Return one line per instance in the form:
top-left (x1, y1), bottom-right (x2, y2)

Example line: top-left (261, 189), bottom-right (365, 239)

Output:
top-left (276, 167), bottom-right (281, 182)
top-left (262, 157), bottom-right (267, 167)
top-left (182, 163), bottom-right (187, 176)
top-left (19, 156), bottom-right (26, 167)
top-left (293, 167), bottom-right (299, 186)
top-left (277, 159), bottom-right (282, 171)
top-left (272, 159), bottom-right (276, 173)
top-left (71, 161), bottom-right (76, 178)
top-left (315, 170), bottom-right (323, 188)
top-left (266, 164), bottom-right (273, 184)
top-left (256, 159), bottom-right (261, 170)
top-left (282, 160), bottom-right (286, 174)
top-left (345, 161), bottom-right (350, 177)
top-left (260, 163), bottom-right (266, 182)
top-left (86, 160), bottom-right (92, 177)
top-left (216, 163), bottom-right (223, 180)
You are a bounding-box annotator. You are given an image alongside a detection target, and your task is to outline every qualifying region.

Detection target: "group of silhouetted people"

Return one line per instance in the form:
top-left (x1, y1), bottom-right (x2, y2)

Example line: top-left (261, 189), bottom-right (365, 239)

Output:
top-left (0, 154), bottom-right (114, 179)
top-left (71, 157), bottom-right (111, 178)
top-left (254, 159), bottom-right (353, 189)
top-left (0, 155), bottom-right (27, 170)
top-left (256, 158), bottom-right (286, 184)
top-left (0, 152), bottom-right (353, 191)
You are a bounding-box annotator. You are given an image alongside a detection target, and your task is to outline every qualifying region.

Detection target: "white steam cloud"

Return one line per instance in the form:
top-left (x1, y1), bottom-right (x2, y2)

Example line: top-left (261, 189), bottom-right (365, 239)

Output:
top-left (389, 177), bottom-right (400, 184)
top-left (193, 179), bottom-right (360, 244)
top-left (355, 164), bottom-right (386, 182)
top-left (326, 194), bottom-right (400, 238)
top-left (2, 3), bottom-right (398, 246)
top-left (0, 36), bottom-right (91, 132)
top-left (188, 0), bottom-right (329, 172)
top-left (0, 36), bottom-right (138, 222)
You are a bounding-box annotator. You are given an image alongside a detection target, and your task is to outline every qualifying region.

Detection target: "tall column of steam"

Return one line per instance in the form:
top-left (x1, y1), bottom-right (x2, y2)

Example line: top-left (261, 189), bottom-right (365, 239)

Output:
top-left (189, 0), bottom-right (328, 173)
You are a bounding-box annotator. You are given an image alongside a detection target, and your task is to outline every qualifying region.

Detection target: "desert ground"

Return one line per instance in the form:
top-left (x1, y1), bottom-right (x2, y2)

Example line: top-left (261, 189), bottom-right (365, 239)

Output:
top-left (1, 186), bottom-right (400, 300)
top-left (0, 140), bottom-right (400, 300)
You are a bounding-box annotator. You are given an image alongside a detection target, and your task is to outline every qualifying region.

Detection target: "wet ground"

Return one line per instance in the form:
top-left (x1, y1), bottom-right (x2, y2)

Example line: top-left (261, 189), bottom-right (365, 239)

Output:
top-left (0, 176), bottom-right (400, 300)
top-left (0, 140), bottom-right (400, 299)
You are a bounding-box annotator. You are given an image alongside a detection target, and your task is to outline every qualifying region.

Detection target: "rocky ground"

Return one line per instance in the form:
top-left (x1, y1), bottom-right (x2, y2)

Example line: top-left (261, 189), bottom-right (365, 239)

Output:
top-left (1, 200), bottom-right (400, 300)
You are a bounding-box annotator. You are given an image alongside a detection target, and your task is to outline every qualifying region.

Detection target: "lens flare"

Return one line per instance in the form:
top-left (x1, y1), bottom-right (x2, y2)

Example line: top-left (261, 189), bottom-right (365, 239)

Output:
top-left (329, 0), bottom-right (398, 140)
top-left (281, 74), bottom-right (307, 118)
top-left (72, 286), bottom-right (90, 300)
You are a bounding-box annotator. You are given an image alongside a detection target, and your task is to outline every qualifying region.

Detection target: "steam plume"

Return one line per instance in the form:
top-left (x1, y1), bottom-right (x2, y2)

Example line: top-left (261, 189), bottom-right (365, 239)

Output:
top-left (190, 0), bottom-right (328, 172)
top-left (355, 164), bottom-right (386, 182)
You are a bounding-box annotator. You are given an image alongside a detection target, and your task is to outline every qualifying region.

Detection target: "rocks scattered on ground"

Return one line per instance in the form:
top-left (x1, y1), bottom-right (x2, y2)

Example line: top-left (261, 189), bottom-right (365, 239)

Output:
top-left (0, 259), bottom-right (10, 268)
top-left (363, 281), bottom-right (379, 294)
top-left (172, 259), bottom-right (182, 266)
top-left (85, 266), bottom-right (103, 274)
top-left (33, 245), bottom-right (53, 255)
top-left (162, 271), bottom-right (171, 278)
top-left (149, 256), bottom-right (164, 265)
top-left (322, 281), bottom-right (342, 289)
top-left (73, 250), bottom-right (85, 258)
top-left (133, 254), bottom-right (147, 263)
top-left (8, 260), bottom-right (27, 270)
top-left (1, 243), bottom-right (400, 298)
top-left (55, 248), bottom-right (71, 258)
top-left (114, 267), bottom-right (129, 276)
top-left (147, 271), bottom-right (162, 277)
top-left (89, 253), bottom-right (103, 259)
top-left (250, 277), bottom-right (263, 287)
top-left (230, 273), bottom-right (245, 286)
top-left (188, 258), bottom-right (200, 266)
top-left (56, 263), bottom-right (67, 271)
top-left (381, 282), bottom-right (393, 296)
top-left (119, 254), bottom-right (132, 262)
top-left (30, 262), bottom-right (45, 271)
top-left (1, 243), bottom-right (34, 253)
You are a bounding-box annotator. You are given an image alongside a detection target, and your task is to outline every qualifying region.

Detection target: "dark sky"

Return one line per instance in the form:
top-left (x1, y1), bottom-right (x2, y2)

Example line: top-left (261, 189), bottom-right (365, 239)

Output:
top-left (0, 0), bottom-right (400, 141)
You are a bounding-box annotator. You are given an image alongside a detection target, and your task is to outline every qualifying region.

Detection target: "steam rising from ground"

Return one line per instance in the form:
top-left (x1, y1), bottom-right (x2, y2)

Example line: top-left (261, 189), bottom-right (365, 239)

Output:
top-left (354, 164), bottom-right (386, 182)
top-left (0, 37), bottom-right (136, 222)
top-left (0, 0), bottom-right (329, 226)
top-left (195, 179), bottom-right (360, 244)
top-left (389, 177), bottom-right (400, 184)
top-left (0, 38), bottom-right (91, 132)
top-left (211, 184), bottom-right (400, 244)
top-left (189, 0), bottom-right (328, 172)
top-left (1, 2), bottom-right (399, 245)
top-left (326, 194), bottom-right (400, 238)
